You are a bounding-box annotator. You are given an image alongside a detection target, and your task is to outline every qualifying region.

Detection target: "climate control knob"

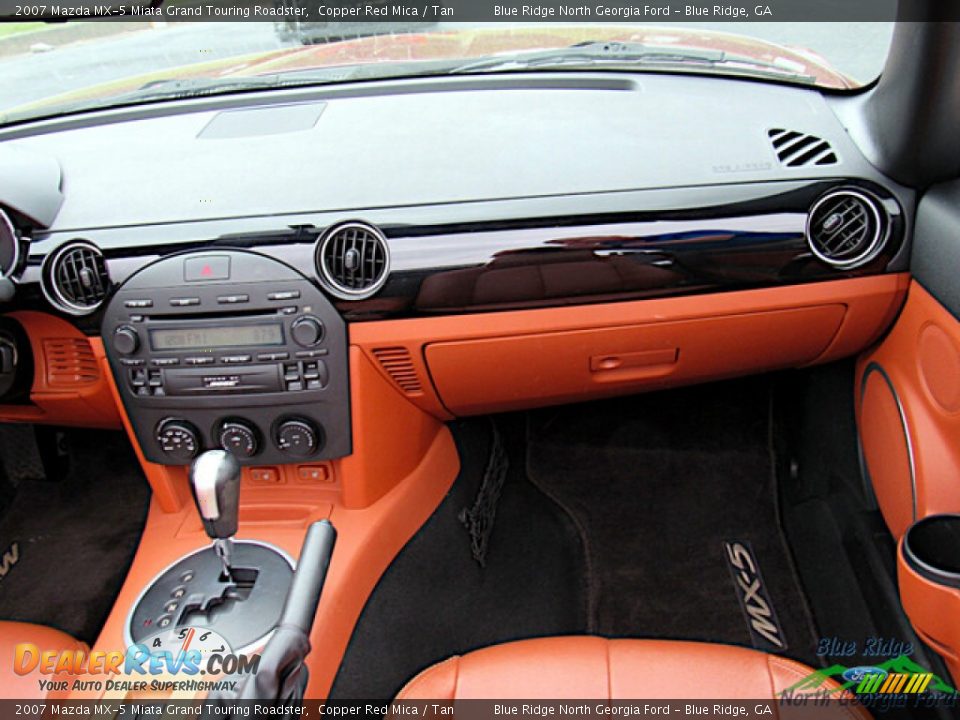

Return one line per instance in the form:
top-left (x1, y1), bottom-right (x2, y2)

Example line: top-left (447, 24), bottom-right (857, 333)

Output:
top-left (156, 419), bottom-right (200, 462)
top-left (218, 420), bottom-right (259, 459)
top-left (113, 325), bottom-right (140, 355)
top-left (275, 419), bottom-right (320, 458)
top-left (290, 316), bottom-right (323, 347)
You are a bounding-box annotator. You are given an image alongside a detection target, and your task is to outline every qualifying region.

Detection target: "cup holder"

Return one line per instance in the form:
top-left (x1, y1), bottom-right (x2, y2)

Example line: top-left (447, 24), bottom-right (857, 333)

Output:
top-left (902, 513), bottom-right (960, 588)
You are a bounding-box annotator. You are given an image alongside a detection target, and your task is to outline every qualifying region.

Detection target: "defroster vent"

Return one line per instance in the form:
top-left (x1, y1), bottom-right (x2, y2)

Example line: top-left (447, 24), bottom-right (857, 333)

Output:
top-left (315, 221), bottom-right (390, 300)
top-left (42, 241), bottom-right (111, 315)
top-left (768, 128), bottom-right (837, 167)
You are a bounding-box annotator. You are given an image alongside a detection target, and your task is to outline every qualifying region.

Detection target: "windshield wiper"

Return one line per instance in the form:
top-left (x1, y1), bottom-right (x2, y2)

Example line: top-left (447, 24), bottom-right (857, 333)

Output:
top-left (449, 41), bottom-right (817, 84)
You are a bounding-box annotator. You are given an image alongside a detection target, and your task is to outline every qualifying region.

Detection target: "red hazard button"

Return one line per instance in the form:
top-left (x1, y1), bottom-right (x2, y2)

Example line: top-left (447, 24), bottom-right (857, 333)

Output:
top-left (184, 255), bottom-right (230, 282)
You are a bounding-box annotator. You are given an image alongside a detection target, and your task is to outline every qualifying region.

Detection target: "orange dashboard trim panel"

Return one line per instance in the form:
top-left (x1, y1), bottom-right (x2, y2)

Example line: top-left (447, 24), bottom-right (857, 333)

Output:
top-left (354, 274), bottom-right (908, 416)
top-left (857, 281), bottom-right (960, 538)
top-left (0, 311), bottom-right (121, 428)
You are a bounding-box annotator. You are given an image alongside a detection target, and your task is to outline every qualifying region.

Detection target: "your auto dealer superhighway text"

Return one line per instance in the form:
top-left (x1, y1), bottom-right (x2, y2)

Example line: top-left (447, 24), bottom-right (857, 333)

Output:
top-left (495, 5), bottom-right (769, 18)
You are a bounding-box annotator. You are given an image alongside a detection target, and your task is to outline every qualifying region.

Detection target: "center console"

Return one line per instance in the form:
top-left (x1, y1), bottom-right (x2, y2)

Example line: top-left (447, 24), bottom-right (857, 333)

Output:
top-left (101, 250), bottom-right (351, 465)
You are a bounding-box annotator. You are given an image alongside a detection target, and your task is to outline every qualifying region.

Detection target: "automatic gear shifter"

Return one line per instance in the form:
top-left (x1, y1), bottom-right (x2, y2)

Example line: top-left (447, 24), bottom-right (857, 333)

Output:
top-left (129, 450), bottom-right (294, 652)
top-left (189, 450), bottom-right (241, 580)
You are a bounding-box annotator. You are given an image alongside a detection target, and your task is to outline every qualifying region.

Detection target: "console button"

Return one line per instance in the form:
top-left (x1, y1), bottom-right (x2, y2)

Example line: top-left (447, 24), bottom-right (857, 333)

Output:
top-left (151, 358), bottom-right (179, 367)
top-left (221, 355), bottom-right (252, 364)
top-left (258, 352), bottom-right (289, 361)
top-left (185, 356), bottom-right (215, 365)
top-left (217, 294), bottom-right (249, 305)
top-left (268, 290), bottom-right (300, 301)
top-left (297, 465), bottom-right (330, 483)
top-left (169, 297), bottom-right (200, 307)
top-left (124, 299), bottom-right (153, 309)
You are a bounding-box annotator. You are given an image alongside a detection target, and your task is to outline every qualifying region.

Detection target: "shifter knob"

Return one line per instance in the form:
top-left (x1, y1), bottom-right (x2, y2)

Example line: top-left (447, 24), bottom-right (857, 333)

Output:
top-left (188, 449), bottom-right (241, 540)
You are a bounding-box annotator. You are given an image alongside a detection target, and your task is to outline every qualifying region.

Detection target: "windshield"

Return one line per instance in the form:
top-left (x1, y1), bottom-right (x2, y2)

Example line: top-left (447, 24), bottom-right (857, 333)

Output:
top-left (0, 16), bottom-right (895, 126)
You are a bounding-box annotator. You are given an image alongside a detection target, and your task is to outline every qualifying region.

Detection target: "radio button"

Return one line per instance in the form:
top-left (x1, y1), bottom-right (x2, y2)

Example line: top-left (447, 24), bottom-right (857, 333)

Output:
top-left (295, 349), bottom-right (328, 359)
top-left (113, 325), bottom-right (140, 356)
top-left (217, 294), bottom-right (249, 305)
top-left (124, 299), bottom-right (153, 309)
top-left (221, 355), bottom-right (252, 364)
top-left (169, 297), bottom-right (200, 307)
top-left (268, 290), bottom-right (300, 301)
top-left (120, 358), bottom-right (145, 367)
top-left (151, 358), bottom-right (179, 367)
top-left (185, 357), bottom-right (215, 365)
top-left (280, 306), bottom-right (298, 315)
top-left (258, 352), bottom-right (289, 362)
top-left (286, 381), bottom-right (304, 392)
top-left (291, 316), bottom-right (324, 347)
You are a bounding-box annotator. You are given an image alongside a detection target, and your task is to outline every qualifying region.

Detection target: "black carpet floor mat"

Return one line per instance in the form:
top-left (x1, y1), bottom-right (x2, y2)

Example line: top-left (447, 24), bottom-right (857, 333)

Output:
top-left (0, 427), bottom-right (150, 644)
top-left (526, 377), bottom-right (821, 666)
top-left (331, 418), bottom-right (587, 700)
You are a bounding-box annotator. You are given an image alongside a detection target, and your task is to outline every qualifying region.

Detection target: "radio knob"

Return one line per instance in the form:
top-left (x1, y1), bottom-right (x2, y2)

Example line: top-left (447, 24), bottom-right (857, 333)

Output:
top-left (275, 419), bottom-right (320, 458)
top-left (113, 325), bottom-right (140, 355)
top-left (218, 421), bottom-right (259, 459)
top-left (156, 419), bottom-right (200, 462)
top-left (290, 316), bottom-right (324, 347)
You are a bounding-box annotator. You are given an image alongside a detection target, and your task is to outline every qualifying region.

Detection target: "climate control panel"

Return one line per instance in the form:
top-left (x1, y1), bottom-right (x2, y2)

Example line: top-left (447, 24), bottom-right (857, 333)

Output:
top-left (102, 250), bottom-right (351, 466)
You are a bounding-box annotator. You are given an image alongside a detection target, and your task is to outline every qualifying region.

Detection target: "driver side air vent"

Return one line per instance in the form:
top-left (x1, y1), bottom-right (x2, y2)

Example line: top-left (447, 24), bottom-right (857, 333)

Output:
top-left (42, 241), bottom-right (111, 315)
top-left (768, 128), bottom-right (837, 167)
top-left (315, 221), bottom-right (390, 300)
top-left (806, 189), bottom-right (887, 269)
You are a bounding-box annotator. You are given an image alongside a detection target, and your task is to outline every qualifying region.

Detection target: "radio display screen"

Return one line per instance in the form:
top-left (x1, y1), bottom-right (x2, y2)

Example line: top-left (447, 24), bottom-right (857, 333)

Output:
top-left (149, 324), bottom-right (284, 351)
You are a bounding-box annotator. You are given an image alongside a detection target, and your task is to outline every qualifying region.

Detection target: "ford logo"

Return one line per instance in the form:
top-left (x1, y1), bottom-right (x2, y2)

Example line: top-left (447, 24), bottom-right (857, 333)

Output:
top-left (843, 666), bottom-right (887, 683)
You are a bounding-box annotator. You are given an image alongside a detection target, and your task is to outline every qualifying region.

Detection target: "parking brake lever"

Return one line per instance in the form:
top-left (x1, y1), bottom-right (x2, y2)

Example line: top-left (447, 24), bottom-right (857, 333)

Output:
top-left (207, 519), bottom-right (337, 708)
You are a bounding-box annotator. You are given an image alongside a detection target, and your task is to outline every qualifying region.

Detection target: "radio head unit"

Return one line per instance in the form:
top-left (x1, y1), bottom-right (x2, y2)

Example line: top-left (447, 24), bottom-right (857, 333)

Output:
top-left (102, 250), bottom-right (351, 466)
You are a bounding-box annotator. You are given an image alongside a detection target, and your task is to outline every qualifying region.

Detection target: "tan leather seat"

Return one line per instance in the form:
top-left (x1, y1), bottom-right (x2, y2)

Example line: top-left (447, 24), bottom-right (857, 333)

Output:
top-left (397, 637), bottom-right (869, 718)
top-left (0, 621), bottom-right (88, 699)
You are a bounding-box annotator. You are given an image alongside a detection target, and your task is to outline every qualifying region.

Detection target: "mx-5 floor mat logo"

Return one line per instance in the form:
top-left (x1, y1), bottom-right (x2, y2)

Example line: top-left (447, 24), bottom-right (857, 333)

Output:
top-left (723, 540), bottom-right (787, 651)
top-left (0, 541), bottom-right (19, 581)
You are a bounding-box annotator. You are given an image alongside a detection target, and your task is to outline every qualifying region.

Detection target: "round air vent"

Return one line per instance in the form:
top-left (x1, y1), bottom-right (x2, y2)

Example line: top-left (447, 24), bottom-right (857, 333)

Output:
top-left (0, 209), bottom-right (20, 279)
top-left (42, 241), bottom-right (111, 315)
top-left (315, 221), bottom-right (390, 300)
top-left (806, 189), bottom-right (887, 269)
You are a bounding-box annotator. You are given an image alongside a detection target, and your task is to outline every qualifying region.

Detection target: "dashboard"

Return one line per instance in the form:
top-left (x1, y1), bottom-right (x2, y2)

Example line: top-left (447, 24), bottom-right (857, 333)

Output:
top-left (0, 71), bottom-right (914, 464)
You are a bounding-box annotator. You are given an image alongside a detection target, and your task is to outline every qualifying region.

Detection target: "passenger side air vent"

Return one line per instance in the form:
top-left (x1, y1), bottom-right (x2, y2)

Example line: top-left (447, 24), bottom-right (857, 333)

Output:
top-left (43, 338), bottom-right (99, 386)
top-left (372, 346), bottom-right (423, 395)
top-left (806, 189), bottom-right (887, 269)
top-left (315, 221), bottom-right (390, 300)
top-left (42, 241), bottom-right (111, 315)
top-left (768, 128), bottom-right (837, 167)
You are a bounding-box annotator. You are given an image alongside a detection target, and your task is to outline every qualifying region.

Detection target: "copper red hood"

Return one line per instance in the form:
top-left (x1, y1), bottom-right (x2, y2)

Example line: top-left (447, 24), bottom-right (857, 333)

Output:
top-left (236, 24), bottom-right (850, 88)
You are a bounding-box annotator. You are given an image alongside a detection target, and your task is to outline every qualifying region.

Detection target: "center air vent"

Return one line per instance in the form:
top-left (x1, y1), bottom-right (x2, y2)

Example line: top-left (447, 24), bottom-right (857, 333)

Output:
top-left (768, 128), bottom-right (837, 167)
top-left (42, 241), bottom-right (111, 315)
top-left (806, 189), bottom-right (887, 269)
top-left (315, 221), bottom-right (390, 300)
